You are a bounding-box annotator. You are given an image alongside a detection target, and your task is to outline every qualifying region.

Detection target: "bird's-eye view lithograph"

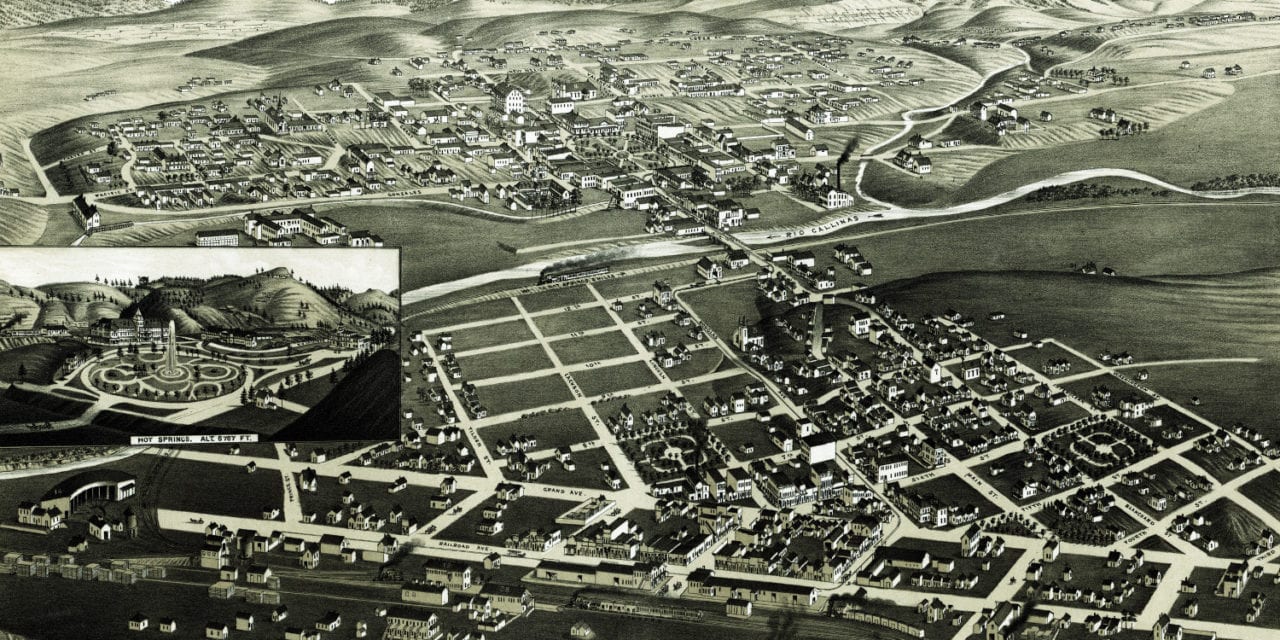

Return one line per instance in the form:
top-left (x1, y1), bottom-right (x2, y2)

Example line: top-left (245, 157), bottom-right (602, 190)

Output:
top-left (0, 0), bottom-right (1276, 638)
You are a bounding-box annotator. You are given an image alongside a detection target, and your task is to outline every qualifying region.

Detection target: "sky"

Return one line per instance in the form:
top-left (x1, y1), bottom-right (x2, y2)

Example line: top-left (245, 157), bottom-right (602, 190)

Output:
top-left (0, 248), bottom-right (400, 293)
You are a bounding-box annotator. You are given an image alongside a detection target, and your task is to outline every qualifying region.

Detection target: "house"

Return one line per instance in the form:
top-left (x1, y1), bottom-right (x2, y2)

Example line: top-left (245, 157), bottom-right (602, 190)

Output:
top-left (1043, 539), bottom-right (1060, 563)
top-left (696, 257), bottom-right (724, 281)
top-left (423, 557), bottom-right (472, 589)
top-left (128, 614), bottom-right (149, 631)
top-left (785, 116), bottom-right (814, 141)
top-left (983, 601), bottom-right (1021, 640)
top-left (88, 516), bottom-right (113, 541)
top-left (72, 194), bottom-right (102, 230)
top-left (315, 611), bottom-right (342, 632)
top-left (480, 583), bottom-right (534, 615)
top-left (402, 583), bottom-right (450, 606)
top-left (384, 609), bottom-right (441, 640)
top-left (1217, 562), bottom-right (1248, 598)
top-left (1153, 614), bottom-right (1182, 640)
top-left (319, 534), bottom-right (348, 555)
top-left (205, 623), bottom-right (229, 640)
top-left (299, 542), bottom-right (322, 569)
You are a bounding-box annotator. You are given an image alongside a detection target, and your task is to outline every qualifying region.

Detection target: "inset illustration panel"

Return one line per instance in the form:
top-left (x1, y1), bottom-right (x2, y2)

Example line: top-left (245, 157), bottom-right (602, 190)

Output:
top-left (0, 247), bottom-right (400, 445)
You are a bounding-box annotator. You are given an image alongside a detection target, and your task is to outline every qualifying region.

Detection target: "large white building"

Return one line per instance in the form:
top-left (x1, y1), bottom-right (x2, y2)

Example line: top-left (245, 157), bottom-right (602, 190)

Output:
top-left (493, 84), bottom-right (525, 114)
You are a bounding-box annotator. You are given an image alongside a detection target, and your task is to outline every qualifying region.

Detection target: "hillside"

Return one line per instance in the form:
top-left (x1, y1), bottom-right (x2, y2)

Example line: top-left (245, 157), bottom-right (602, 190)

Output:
top-left (179, 270), bottom-right (395, 332)
top-left (872, 269), bottom-right (1280, 361)
top-left (0, 270), bottom-right (393, 335)
top-left (33, 299), bottom-right (126, 329)
top-left (20, 0), bottom-right (414, 30)
top-left (344, 289), bottom-right (400, 325)
top-left (0, 0), bottom-right (172, 29)
top-left (269, 348), bottom-right (399, 441)
top-left (422, 9), bottom-right (797, 42)
top-left (192, 16), bottom-right (443, 67)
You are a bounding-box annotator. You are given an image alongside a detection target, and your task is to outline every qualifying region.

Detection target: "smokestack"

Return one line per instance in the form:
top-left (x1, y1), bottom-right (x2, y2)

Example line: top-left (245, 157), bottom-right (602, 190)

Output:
top-left (835, 137), bottom-right (858, 190)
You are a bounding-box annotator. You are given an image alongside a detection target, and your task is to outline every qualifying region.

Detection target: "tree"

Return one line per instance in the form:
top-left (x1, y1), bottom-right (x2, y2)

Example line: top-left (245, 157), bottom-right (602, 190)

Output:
top-left (17, 363), bottom-right (26, 381)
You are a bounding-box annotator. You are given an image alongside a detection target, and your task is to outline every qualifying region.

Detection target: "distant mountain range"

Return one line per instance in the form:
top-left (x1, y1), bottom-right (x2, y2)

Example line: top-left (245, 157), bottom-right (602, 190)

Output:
top-left (14, 0), bottom-right (1279, 33)
top-left (0, 267), bottom-right (398, 335)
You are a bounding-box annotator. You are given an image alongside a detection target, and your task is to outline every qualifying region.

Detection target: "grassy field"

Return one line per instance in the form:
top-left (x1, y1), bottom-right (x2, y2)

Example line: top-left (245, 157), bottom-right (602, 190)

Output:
top-left (551, 331), bottom-right (638, 366)
top-left (574, 361), bottom-right (658, 399)
top-left (194, 405), bottom-right (297, 433)
top-left (0, 339), bottom-right (87, 383)
top-left (821, 202), bottom-right (1280, 288)
top-left (665, 348), bottom-right (729, 384)
top-left (887, 537), bottom-right (1023, 598)
top-left (1119, 405), bottom-right (1210, 447)
top-left (532, 306), bottom-right (615, 338)
top-left (414, 298), bottom-right (518, 331)
top-left (593, 263), bottom-right (702, 301)
top-left (1006, 342), bottom-right (1098, 379)
top-left (861, 158), bottom-right (956, 207)
top-left (1138, 360), bottom-right (1280, 441)
top-left (268, 349), bottom-right (400, 442)
top-left (0, 200), bottom-right (51, 245)
top-left (1238, 471), bottom-right (1280, 523)
top-left (445, 319), bottom-right (536, 352)
top-left (1134, 535), bottom-right (1179, 554)
top-left (455, 343), bottom-right (554, 381)
top-left (975, 451), bottom-right (1072, 506)
top-left (1024, 552), bottom-right (1170, 613)
top-left (437, 495), bottom-right (576, 546)
top-left (320, 201), bottom-right (646, 290)
top-left (518, 286), bottom-right (598, 313)
top-left (679, 373), bottom-right (759, 409)
top-left (294, 473), bottom-right (471, 526)
top-left (1180, 436), bottom-right (1255, 484)
top-left (1193, 497), bottom-right (1268, 559)
top-left (0, 386), bottom-right (91, 425)
top-left (1174, 566), bottom-right (1280, 630)
top-left (712, 418), bottom-right (783, 463)
top-left (502, 446), bottom-right (623, 491)
top-left (476, 374), bottom-right (573, 416)
top-left (153, 457), bottom-right (284, 519)
top-left (0, 570), bottom-right (410, 640)
top-left (678, 280), bottom-right (762, 348)
top-left (945, 74), bottom-right (1280, 202)
top-left (874, 270), bottom-right (1277, 368)
top-left (476, 409), bottom-right (598, 457)
top-left (906, 474), bottom-right (1001, 528)
top-left (1108, 458), bottom-right (1208, 518)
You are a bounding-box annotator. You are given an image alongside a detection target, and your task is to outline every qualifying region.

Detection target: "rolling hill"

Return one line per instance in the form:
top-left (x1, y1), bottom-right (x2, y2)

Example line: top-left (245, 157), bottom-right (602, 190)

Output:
top-left (1, 269), bottom-right (397, 335)
top-left (269, 348), bottom-right (399, 441)
top-left (192, 16), bottom-right (444, 66)
top-left (344, 289), bottom-right (400, 325)
top-left (0, 0), bottom-right (173, 29)
top-left (421, 9), bottom-right (798, 42)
